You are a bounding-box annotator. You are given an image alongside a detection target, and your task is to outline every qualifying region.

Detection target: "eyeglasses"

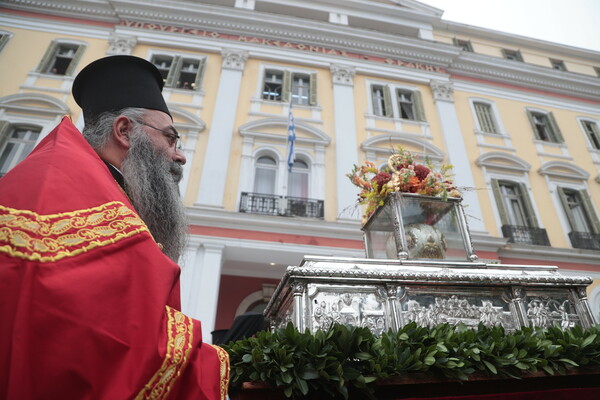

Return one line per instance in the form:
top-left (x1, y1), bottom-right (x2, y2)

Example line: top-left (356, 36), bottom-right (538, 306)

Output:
top-left (136, 121), bottom-right (182, 150)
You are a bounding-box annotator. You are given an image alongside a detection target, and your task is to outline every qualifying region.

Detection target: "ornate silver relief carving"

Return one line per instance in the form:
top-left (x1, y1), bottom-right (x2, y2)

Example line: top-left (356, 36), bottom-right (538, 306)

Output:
top-left (330, 64), bottom-right (355, 86)
top-left (106, 33), bottom-right (137, 56)
top-left (221, 49), bottom-right (248, 70)
top-left (403, 294), bottom-right (512, 330)
top-left (526, 296), bottom-right (579, 329)
top-left (430, 80), bottom-right (454, 101)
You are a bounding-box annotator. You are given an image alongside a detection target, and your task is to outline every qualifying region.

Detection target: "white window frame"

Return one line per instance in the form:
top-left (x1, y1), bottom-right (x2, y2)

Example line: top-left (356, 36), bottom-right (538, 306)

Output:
top-left (35, 39), bottom-right (87, 76)
top-left (366, 80), bottom-right (427, 123)
top-left (148, 50), bottom-right (206, 92)
top-left (256, 64), bottom-right (317, 106)
top-left (0, 123), bottom-right (42, 176)
top-left (539, 161), bottom-right (596, 248)
top-left (0, 30), bottom-right (13, 53)
top-left (578, 117), bottom-right (600, 151)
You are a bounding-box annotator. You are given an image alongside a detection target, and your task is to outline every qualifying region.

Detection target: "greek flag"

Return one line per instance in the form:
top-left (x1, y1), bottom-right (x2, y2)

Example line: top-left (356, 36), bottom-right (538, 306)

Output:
top-left (286, 101), bottom-right (296, 172)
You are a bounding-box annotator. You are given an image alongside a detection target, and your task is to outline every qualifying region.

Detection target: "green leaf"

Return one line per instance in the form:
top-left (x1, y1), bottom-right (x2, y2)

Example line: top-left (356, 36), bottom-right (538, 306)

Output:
top-left (483, 360), bottom-right (497, 374)
top-left (559, 358), bottom-right (579, 367)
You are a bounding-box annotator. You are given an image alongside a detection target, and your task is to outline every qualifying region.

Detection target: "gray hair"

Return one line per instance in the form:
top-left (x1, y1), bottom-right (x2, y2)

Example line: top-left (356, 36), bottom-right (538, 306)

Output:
top-left (82, 107), bottom-right (145, 151)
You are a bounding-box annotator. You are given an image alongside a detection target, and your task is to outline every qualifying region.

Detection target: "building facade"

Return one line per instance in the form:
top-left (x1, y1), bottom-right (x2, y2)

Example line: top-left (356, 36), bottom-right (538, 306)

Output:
top-left (1, 0), bottom-right (599, 341)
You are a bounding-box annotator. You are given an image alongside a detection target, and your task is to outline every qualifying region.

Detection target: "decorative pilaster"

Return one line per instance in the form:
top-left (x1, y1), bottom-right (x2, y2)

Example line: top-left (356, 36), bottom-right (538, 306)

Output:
top-left (330, 64), bottom-right (359, 220)
top-left (106, 33), bottom-right (136, 55)
top-left (430, 79), bottom-right (486, 232)
top-left (330, 64), bottom-right (355, 86)
top-left (221, 49), bottom-right (248, 70)
top-left (196, 49), bottom-right (248, 207)
top-left (430, 80), bottom-right (454, 102)
top-left (509, 286), bottom-right (528, 328)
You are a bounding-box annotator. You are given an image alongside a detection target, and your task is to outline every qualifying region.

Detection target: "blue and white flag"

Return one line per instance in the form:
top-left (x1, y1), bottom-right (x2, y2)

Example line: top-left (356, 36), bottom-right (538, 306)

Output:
top-left (286, 101), bottom-right (296, 172)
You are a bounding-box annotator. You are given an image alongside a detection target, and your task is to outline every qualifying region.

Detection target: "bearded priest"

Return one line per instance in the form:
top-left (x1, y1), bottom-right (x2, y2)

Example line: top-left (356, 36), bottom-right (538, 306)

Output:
top-left (0, 56), bottom-right (229, 400)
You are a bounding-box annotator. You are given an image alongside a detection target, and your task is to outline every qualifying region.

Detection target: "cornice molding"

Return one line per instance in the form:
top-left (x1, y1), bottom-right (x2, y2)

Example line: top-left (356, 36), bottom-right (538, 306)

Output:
top-left (2, 0), bottom-right (118, 22)
top-left (450, 53), bottom-right (600, 102)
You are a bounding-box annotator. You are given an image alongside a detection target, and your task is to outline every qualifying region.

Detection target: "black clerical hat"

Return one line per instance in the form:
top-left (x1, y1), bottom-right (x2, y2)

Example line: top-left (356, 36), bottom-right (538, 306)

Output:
top-left (72, 55), bottom-right (171, 123)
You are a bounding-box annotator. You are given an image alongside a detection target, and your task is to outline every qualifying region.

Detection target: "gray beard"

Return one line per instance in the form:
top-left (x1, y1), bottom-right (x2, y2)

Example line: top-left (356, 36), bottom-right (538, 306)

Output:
top-left (121, 127), bottom-right (187, 263)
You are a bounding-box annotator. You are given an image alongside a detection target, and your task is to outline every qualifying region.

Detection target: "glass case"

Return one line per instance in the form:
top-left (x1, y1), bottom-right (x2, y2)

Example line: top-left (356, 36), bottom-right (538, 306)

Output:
top-left (361, 192), bottom-right (477, 261)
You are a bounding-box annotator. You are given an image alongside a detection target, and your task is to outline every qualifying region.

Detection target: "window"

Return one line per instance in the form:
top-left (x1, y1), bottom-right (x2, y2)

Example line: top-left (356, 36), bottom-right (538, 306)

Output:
top-left (557, 188), bottom-right (600, 250)
top-left (453, 38), bottom-right (473, 52)
top-left (253, 155), bottom-right (277, 194)
top-left (0, 32), bottom-right (11, 53)
top-left (550, 59), bottom-right (567, 71)
top-left (527, 111), bottom-right (564, 143)
top-left (371, 85), bottom-right (390, 117)
top-left (36, 41), bottom-right (85, 76)
top-left (151, 54), bottom-right (205, 90)
top-left (581, 120), bottom-right (600, 150)
top-left (473, 102), bottom-right (499, 133)
top-left (261, 69), bottom-right (317, 105)
top-left (370, 84), bottom-right (425, 121)
top-left (502, 49), bottom-right (523, 62)
top-left (594, 67), bottom-right (600, 78)
top-left (491, 179), bottom-right (550, 245)
top-left (287, 159), bottom-right (309, 198)
top-left (396, 89), bottom-right (425, 121)
top-left (0, 122), bottom-right (41, 177)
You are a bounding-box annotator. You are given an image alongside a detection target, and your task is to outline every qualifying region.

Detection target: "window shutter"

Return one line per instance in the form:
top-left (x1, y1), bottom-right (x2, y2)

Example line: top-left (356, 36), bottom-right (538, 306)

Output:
top-left (165, 56), bottom-right (182, 88)
top-left (0, 121), bottom-right (10, 152)
top-left (526, 110), bottom-right (540, 140)
top-left (547, 112), bottom-right (564, 143)
top-left (491, 179), bottom-right (508, 225)
top-left (65, 45), bottom-right (86, 76)
top-left (579, 189), bottom-right (600, 234)
top-left (413, 90), bottom-right (426, 121)
top-left (36, 41), bottom-right (58, 73)
top-left (308, 72), bottom-right (317, 106)
top-left (519, 183), bottom-right (539, 228)
top-left (193, 58), bottom-right (206, 91)
top-left (282, 70), bottom-right (291, 103)
top-left (383, 86), bottom-right (393, 117)
top-left (0, 34), bottom-right (10, 52)
top-left (557, 187), bottom-right (576, 231)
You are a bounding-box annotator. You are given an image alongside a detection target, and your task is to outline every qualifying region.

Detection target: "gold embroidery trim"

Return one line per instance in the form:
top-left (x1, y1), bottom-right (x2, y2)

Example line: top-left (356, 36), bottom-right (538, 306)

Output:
top-left (0, 201), bottom-right (149, 262)
top-left (135, 306), bottom-right (194, 400)
top-left (209, 344), bottom-right (230, 400)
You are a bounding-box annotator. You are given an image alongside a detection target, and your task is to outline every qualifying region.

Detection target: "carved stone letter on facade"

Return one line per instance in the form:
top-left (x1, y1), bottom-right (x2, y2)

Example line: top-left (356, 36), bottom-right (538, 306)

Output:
top-left (330, 64), bottom-right (355, 86)
top-left (106, 33), bottom-right (137, 56)
top-left (221, 49), bottom-right (248, 70)
top-left (430, 80), bottom-right (454, 102)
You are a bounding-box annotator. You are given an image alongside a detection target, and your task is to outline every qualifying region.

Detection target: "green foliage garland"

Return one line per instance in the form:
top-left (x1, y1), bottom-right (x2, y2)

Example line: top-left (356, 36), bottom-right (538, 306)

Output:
top-left (223, 322), bottom-right (600, 399)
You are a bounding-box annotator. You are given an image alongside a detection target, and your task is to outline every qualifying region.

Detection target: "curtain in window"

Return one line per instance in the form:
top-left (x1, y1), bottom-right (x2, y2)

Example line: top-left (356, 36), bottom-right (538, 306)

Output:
top-left (287, 160), bottom-right (309, 198)
top-left (253, 156), bottom-right (277, 194)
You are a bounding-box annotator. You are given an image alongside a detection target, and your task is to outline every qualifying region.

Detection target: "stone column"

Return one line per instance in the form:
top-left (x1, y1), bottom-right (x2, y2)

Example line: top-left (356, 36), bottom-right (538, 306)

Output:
top-left (430, 80), bottom-right (485, 232)
top-left (196, 49), bottom-right (248, 207)
top-left (180, 240), bottom-right (225, 343)
top-left (330, 64), bottom-right (360, 221)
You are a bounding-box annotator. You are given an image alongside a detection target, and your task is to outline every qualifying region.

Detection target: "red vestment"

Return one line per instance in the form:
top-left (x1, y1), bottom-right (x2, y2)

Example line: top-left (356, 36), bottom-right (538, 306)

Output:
top-left (0, 117), bottom-right (229, 400)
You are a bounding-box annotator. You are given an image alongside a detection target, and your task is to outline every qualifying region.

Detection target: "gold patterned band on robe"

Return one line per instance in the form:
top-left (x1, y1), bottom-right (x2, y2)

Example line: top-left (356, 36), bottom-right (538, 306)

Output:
top-left (135, 306), bottom-right (194, 400)
top-left (0, 201), bottom-right (149, 262)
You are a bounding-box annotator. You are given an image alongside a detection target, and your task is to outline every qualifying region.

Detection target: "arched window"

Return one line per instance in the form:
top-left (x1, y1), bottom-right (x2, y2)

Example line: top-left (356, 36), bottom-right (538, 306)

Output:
top-left (253, 155), bottom-right (277, 194)
top-left (0, 123), bottom-right (41, 177)
top-left (287, 159), bottom-right (309, 198)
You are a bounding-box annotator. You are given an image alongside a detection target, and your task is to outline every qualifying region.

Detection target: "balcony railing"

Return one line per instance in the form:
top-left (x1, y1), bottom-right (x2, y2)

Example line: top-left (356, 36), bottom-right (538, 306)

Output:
top-left (239, 192), bottom-right (324, 219)
top-left (501, 225), bottom-right (551, 246)
top-left (569, 231), bottom-right (600, 251)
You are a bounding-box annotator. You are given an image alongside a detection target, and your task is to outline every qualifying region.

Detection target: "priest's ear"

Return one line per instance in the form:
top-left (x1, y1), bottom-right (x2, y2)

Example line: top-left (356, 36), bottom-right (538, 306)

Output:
top-left (113, 116), bottom-right (134, 150)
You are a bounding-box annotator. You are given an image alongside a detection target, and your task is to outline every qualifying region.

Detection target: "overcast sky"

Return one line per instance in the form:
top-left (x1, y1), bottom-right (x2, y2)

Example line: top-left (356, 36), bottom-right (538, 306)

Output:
top-left (416, 0), bottom-right (600, 52)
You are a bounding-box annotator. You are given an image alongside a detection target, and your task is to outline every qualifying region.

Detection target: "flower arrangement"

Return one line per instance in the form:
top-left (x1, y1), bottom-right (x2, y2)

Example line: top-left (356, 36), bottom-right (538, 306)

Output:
top-left (347, 147), bottom-right (461, 221)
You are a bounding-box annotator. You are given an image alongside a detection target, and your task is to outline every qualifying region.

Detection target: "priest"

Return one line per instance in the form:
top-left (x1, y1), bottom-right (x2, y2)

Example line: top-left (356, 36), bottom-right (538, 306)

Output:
top-left (0, 56), bottom-right (229, 400)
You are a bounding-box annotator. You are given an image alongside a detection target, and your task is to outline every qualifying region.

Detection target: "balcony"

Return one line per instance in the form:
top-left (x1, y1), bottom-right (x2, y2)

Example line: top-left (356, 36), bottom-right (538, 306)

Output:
top-left (501, 225), bottom-right (551, 246)
top-left (569, 231), bottom-right (600, 251)
top-left (239, 192), bottom-right (324, 219)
